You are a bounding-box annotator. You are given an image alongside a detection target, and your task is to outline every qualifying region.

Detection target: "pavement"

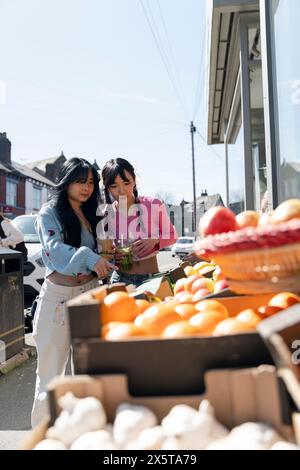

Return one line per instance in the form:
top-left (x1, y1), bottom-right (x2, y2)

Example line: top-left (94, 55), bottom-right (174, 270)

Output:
top-left (0, 334), bottom-right (36, 450)
top-left (0, 251), bottom-right (180, 450)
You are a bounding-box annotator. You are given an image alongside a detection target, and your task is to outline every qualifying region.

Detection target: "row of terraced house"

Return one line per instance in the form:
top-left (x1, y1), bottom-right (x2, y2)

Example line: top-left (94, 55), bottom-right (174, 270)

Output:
top-left (0, 132), bottom-right (68, 219)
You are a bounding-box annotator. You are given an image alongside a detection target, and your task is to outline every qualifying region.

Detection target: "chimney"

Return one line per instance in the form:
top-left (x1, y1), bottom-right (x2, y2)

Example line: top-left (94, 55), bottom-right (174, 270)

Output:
top-left (0, 132), bottom-right (11, 164)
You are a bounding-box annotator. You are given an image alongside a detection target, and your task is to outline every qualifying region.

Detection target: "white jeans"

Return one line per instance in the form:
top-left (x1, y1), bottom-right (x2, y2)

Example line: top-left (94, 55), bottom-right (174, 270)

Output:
top-left (31, 277), bottom-right (99, 428)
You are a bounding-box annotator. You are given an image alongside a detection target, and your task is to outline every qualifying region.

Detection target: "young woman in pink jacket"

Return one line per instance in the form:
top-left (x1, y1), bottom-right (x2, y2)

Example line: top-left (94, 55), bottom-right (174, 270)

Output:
top-left (98, 158), bottom-right (178, 287)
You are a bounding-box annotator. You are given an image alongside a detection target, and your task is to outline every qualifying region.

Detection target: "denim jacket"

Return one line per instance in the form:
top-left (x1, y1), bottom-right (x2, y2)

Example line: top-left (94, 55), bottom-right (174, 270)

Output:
top-left (35, 203), bottom-right (101, 278)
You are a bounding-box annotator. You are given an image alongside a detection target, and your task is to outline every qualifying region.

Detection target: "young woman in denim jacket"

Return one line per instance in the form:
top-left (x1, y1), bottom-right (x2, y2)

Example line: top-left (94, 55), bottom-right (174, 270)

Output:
top-left (31, 158), bottom-right (116, 427)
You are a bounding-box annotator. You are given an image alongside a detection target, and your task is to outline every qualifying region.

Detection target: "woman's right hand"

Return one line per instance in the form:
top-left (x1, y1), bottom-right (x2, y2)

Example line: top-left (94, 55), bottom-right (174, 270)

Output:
top-left (92, 258), bottom-right (118, 279)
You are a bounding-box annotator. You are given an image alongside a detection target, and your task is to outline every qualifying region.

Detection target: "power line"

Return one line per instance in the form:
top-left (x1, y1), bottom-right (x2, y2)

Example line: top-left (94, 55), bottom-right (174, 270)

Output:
top-left (196, 129), bottom-right (224, 162)
top-left (139, 0), bottom-right (189, 121)
top-left (156, 0), bottom-right (188, 118)
top-left (193, 27), bottom-right (206, 120)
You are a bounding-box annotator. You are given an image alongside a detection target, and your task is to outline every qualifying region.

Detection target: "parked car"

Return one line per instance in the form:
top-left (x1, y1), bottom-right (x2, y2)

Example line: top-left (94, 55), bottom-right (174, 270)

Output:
top-left (12, 215), bottom-right (45, 297)
top-left (171, 236), bottom-right (196, 259)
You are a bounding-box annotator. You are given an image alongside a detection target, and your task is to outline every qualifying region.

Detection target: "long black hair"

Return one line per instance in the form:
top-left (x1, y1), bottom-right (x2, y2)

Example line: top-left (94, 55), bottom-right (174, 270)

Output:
top-left (49, 158), bottom-right (101, 248)
top-left (101, 158), bottom-right (138, 204)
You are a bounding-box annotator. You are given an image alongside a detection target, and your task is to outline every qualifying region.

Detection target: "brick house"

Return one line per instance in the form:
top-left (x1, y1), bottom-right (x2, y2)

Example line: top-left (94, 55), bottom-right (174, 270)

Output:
top-left (0, 132), bottom-right (54, 218)
top-left (0, 133), bottom-right (26, 218)
top-left (26, 152), bottom-right (67, 183)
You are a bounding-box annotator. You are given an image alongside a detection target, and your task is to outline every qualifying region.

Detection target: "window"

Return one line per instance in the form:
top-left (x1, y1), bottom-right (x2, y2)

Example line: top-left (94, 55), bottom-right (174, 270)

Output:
top-left (33, 187), bottom-right (42, 210)
top-left (6, 180), bottom-right (17, 207)
top-left (227, 124), bottom-right (245, 214)
top-left (271, 0), bottom-right (300, 200)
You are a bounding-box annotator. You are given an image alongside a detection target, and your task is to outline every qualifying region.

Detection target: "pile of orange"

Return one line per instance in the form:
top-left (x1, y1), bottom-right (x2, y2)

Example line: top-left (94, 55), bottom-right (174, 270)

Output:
top-left (98, 291), bottom-right (300, 341)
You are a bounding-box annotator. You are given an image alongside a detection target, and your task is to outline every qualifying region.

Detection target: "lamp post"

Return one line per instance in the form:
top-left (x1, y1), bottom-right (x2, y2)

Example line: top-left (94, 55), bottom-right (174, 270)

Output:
top-left (200, 201), bottom-right (206, 214)
top-left (190, 122), bottom-right (197, 233)
top-left (180, 199), bottom-right (188, 236)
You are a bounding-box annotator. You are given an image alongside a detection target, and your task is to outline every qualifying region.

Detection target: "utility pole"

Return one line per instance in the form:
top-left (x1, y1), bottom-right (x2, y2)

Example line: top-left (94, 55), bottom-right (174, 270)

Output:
top-left (190, 121), bottom-right (197, 233)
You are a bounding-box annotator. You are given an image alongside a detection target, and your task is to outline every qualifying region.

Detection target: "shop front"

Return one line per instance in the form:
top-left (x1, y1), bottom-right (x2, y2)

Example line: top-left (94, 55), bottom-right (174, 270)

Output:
top-left (206, 0), bottom-right (300, 211)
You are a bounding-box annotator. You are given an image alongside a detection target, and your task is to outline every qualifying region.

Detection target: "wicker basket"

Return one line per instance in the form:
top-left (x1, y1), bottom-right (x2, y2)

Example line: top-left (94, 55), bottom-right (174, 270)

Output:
top-left (227, 275), bottom-right (300, 295)
top-left (212, 242), bottom-right (300, 281)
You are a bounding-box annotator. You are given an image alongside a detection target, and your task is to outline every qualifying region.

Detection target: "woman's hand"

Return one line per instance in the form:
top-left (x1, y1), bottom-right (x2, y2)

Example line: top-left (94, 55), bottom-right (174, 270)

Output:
top-left (93, 258), bottom-right (118, 279)
top-left (131, 239), bottom-right (159, 259)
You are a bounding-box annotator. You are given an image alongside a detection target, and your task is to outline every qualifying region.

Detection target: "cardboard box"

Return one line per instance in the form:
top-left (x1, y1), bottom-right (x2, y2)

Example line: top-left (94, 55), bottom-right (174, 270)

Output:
top-left (21, 365), bottom-right (299, 449)
top-left (134, 276), bottom-right (173, 300)
top-left (67, 288), bottom-right (273, 396)
top-left (215, 293), bottom-right (274, 317)
top-left (258, 306), bottom-right (300, 408)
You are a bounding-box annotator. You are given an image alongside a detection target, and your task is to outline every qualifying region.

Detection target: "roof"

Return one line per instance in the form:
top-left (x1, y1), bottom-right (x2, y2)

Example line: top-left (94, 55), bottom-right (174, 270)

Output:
top-left (26, 152), bottom-right (65, 172)
top-left (185, 193), bottom-right (224, 212)
top-left (12, 161), bottom-right (55, 186)
top-left (206, 0), bottom-right (259, 144)
top-left (93, 160), bottom-right (101, 171)
top-left (0, 160), bottom-right (25, 178)
top-left (282, 162), bottom-right (300, 173)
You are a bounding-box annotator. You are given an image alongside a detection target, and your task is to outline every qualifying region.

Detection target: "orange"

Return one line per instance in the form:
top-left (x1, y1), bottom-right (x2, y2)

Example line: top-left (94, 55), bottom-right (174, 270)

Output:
top-left (105, 322), bottom-right (146, 341)
top-left (162, 321), bottom-right (199, 339)
top-left (135, 299), bottom-right (151, 314)
top-left (163, 299), bottom-right (180, 309)
top-left (101, 321), bottom-right (123, 337)
top-left (189, 310), bottom-right (225, 335)
top-left (258, 305), bottom-right (283, 318)
top-left (174, 303), bottom-right (198, 320)
top-left (134, 313), bottom-right (144, 329)
top-left (236, 309), bottom-right (262, 327)
top-left (195, 300), bottom-right (229, 319)
top-left (177, 294), bottom-right (195, 304)
top-left (213, 318), bottom-right (254, 336)
top-left (136, 304), bottom-right (181, 335)
top-left (101, 291), bottom-right (139, 324)
top-left (268, 292), bottom-right (300, 310)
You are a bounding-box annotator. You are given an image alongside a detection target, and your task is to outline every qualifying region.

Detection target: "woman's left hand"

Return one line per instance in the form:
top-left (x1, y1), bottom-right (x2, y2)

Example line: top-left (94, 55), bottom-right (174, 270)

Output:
top-left (132, 239), bottom-right (159, 259)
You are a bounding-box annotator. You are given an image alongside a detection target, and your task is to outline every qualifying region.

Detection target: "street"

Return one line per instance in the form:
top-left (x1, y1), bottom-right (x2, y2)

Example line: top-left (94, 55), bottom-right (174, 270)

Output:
top-left (0, 251), bottom-right (180, 450)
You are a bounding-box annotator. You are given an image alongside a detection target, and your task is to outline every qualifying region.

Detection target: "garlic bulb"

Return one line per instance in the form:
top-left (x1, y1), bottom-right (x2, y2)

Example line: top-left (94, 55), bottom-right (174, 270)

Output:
top-left (33, 439), bottom-right (67, 450)
top-left (113, 403), bottom-right (157, 448)
top-left (271, 441), bottom-right (300, 451)
top-left (161, 400), bottom-right (228, 450)
top-left (125, 426), bottom-right (165, 450)
top-left (46, 393), bottom-right (107, 447)
top-left (70, 430), bottom-right (119, 450)
top-left (206, 422), bottom-right (282, 450)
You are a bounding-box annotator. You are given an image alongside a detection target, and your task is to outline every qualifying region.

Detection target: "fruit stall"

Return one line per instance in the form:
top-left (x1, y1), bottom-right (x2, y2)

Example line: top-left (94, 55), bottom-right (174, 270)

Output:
top-left (23, 199), bottom-right (300, 450)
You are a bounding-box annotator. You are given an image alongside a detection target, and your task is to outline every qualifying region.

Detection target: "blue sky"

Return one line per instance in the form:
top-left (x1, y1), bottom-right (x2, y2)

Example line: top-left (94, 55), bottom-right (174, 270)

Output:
top-left (0, 0), bottom-right (225, 204)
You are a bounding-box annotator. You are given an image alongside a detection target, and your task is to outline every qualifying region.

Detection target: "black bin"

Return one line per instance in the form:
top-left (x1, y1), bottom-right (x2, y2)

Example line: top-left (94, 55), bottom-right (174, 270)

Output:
top-left (0, 248), bottom-right (25, 362)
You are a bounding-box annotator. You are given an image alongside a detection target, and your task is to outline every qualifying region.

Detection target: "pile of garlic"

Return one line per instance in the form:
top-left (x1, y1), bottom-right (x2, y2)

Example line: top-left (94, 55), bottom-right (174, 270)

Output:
top-left (33, 393), bottom-right (300, 450)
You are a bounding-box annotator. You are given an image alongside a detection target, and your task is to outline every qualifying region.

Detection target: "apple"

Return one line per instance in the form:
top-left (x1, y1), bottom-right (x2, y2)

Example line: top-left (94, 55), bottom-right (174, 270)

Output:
top-left (185, 274), bottom-right (201, 292)
top-left (199, 206), bottom-right (238, 236)
top-left (236, 211), bottom-right (259, 229)
top-left (271, 199), bottom-right (300, 224)
top-left (191, 278), bottom-right (214, 295)
top-left (214, 280), bottom-right (229, 294)
top-left (174, 278), bottom-right (187, 294)
top-left (174, 292), bottom-right (189, 301)
top-left (212, 266), bottom-right (225, 282)
top-left (192, 289), bottom-right (212, 301)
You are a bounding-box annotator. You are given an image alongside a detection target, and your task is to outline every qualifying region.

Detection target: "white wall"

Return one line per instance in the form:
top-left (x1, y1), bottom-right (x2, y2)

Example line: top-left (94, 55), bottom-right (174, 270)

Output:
top-left (25, 180), bottom-right (50, 214)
